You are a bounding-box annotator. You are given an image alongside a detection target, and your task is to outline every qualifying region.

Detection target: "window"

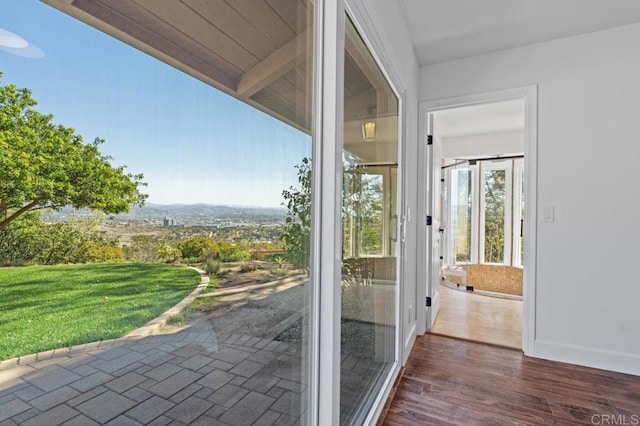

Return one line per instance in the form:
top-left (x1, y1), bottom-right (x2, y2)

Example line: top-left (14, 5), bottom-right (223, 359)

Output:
top-left (444, 166), bottom-right (475, 264)
top-left (480, 162), bottom-right (512, 264)
top-left (343, 165), bottom-right (397, 258)
top-left (444, 159), bottom-right (522, 267)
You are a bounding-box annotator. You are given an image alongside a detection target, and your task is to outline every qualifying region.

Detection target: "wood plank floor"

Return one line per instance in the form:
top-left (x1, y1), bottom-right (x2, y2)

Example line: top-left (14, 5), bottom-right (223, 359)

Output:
top-left (431, 286), bottom-right (522, 349)
top-left (383, 334), bottom-right (640, 425)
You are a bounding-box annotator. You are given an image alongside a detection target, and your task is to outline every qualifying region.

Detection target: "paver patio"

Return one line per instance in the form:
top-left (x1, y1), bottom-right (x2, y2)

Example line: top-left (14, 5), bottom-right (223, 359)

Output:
top-left (0, 317), bottom-right (307, 425)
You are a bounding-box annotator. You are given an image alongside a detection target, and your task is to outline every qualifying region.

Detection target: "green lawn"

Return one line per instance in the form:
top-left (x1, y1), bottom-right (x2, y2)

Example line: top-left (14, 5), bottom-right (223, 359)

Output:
top-left (0, 263), bottom-right (200, 360)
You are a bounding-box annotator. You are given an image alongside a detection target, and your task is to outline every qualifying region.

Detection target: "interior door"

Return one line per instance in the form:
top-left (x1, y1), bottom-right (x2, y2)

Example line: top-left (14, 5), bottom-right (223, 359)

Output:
top-left (426, 116), bottom-right (442, 329)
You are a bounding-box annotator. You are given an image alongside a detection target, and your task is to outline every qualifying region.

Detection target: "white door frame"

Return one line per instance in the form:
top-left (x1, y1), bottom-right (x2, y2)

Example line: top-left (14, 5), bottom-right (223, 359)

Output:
top-left (417, 86), bottom-right (538, 356)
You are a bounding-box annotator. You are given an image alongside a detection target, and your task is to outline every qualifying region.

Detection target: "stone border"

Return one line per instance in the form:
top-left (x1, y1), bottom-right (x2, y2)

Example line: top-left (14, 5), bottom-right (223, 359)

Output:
top-left (125, 267), bottom-right (209, 337)
top-left (0, 266), bottom-right (209, 371)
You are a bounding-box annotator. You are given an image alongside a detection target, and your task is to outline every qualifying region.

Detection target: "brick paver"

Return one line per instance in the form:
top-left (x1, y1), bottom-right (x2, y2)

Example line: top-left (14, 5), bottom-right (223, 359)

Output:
top-left (76, 390), bottom-right (137, 423)
top-left (164, 396), bottom-right (210, 423)
top-left (21, 404), bottom-right (78, 426)
top-left (0, 398), bottom-right (31, 421)
top-left (218, 391), bottom-right (276, 425)
top-left (125, 396), bottom-right (174, 424)
top-left (25, 365), bottom-right (82, 392)
top-left (207, 383), bottom-right (249, 408)
top-left (29, 385), bottom-right (80, 411)
top-left (147, 370), bottom-right (202, 399)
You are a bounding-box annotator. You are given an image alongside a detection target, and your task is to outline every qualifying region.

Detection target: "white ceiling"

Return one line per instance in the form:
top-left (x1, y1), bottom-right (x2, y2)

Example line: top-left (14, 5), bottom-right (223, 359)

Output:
top-left (399, 0), bottom-right (640, 66)
top-left (432, 99), bottom-right (524, 138)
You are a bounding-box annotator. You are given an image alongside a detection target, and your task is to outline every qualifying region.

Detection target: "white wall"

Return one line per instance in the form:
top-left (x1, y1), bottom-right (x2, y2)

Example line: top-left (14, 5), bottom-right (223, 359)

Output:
top-left (439, 129), bottom-right (524, 159)
top-left (419, 23), bottom-right (640, 375)
top-left (351, 0), bottom-right (421, 364)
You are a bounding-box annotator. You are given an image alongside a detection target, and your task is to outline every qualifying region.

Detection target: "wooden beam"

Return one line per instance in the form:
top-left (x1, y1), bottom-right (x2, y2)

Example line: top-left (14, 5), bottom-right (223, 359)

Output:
top-left (236, 30), bottom-right (309, 99)
top-left (344, 21), bottom-right (388, 92)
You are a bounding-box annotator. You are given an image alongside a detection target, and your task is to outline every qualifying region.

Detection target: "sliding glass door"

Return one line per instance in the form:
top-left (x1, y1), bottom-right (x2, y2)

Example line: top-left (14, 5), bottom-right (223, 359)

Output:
top-left (340, 15), bottom-right (401, 424)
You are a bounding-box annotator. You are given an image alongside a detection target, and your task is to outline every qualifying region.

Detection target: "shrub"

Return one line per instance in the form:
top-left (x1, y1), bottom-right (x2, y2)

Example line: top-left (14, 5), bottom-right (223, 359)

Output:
top-left (0, 212), bottom-right (122, 265)
top-left (216, 241), bottom-right (250, 262)
top-left (86, 242), bottom-right (126, 263)
top-left (178, 236), bottom-right (216, 261)
top-left (157, 244), bottom-right (179, 263)
top-left (239, 261), bottom-right (259, 273)
top-left (269, 267), bottom-right (288, 278)
top-left (204, 259), bottom-right (221, 277)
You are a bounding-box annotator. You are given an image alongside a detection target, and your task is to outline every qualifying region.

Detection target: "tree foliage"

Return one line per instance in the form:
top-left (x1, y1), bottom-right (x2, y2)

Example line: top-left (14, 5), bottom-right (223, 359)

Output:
top-left (281, 157), bottom-right (311, 270)
top-left (0, 76), bottom-right (147, 230)
top-left (484, 170), bottom-right (506, 263)
top-left (343, 171), bottom-right (384, 257)
top-left (0, 212), bottom-right (123, 266)
top-left (177, 236), bottom-right (216, 261)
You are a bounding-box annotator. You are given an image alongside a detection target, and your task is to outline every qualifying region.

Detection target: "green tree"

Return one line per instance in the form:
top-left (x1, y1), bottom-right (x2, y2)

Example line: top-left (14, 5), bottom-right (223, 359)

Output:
top-left (0, 76), bottom-right (146, 230)
top-left (343, 169), bottom-right (386, 257)
top-left (281, 157), bottom-right (311, 270)
top-left (484, 170), bottom-right (506, 263)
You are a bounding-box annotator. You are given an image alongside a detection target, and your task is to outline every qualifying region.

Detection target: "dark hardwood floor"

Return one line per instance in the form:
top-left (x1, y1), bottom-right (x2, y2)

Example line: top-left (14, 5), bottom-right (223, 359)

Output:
top-left (383, 334), bottom-right (640, 425)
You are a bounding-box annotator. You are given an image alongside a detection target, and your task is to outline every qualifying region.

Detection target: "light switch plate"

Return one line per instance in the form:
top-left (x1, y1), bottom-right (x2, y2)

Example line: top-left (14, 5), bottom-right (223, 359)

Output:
top-left (542, 205), bottom-right (554, 223)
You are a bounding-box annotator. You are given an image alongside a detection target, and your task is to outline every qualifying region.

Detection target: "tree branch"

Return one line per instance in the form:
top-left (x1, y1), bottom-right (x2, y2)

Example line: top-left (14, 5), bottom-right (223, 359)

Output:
top-left (0, 200), bottom-right (41, 230)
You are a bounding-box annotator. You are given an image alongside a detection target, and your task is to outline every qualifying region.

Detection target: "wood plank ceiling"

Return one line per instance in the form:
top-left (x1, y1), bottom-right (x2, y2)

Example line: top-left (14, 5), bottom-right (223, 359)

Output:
top-left (40, 0), bottom-right (312, 132)
top-left (44, 0), bottom-right (379, 140)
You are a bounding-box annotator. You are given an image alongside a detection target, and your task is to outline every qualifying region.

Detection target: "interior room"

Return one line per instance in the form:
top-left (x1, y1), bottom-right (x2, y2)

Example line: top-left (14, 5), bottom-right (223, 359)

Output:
top-left (428, 100), bottom-right (525, 349)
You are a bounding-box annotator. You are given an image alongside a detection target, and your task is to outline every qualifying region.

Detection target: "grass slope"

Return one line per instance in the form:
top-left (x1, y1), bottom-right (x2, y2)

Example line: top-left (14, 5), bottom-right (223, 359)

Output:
top-left (0, 263), bottom-right (200, 360)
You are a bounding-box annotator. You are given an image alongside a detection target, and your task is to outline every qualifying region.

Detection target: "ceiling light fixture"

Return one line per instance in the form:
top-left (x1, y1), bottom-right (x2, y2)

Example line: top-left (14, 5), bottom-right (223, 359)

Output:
top-left (362, 120), bottom-right (376, 141)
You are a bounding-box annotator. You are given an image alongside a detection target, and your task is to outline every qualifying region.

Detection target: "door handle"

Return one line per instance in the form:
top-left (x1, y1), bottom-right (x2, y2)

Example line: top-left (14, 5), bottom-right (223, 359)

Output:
top-left (401, 214), bottom-right (407, 243)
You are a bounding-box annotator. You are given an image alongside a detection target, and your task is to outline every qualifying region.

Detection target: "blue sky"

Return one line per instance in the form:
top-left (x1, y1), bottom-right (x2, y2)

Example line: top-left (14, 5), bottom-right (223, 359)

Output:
top-left (0, 0), bottom-right (311, 207)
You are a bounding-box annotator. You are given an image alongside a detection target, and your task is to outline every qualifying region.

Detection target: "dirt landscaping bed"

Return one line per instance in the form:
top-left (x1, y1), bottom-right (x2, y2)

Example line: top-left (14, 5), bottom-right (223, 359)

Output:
top-left (214, 261), bottom-right (304, 289)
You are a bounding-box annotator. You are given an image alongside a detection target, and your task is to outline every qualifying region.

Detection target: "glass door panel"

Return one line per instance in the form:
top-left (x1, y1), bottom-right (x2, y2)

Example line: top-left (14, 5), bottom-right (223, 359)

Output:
top-left (446, 167), bottom-right (473, 265)
top-left (482, 169), bottom-right (507, 263)
top-left (340, 15), bottom-right (399, 424)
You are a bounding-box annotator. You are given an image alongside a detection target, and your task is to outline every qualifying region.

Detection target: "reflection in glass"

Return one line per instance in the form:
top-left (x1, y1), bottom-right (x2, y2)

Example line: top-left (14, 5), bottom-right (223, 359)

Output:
top-left (341, 16), bottom-right (399, 424)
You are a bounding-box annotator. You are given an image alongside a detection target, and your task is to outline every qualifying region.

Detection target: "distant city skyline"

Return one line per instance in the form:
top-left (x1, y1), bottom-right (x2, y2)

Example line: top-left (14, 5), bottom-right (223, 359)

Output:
top-left (0, 0), bottom-right (311, 208)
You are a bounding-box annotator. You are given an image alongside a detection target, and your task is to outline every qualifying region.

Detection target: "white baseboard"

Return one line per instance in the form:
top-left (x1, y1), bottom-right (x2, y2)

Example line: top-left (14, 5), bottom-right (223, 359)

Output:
top-left (533, 340), bottom-right (640, 376)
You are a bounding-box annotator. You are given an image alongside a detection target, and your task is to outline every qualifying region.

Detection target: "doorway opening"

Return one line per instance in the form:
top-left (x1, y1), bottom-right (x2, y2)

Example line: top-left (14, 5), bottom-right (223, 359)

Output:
top-left (424, 95), bottom-right (534, 350)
